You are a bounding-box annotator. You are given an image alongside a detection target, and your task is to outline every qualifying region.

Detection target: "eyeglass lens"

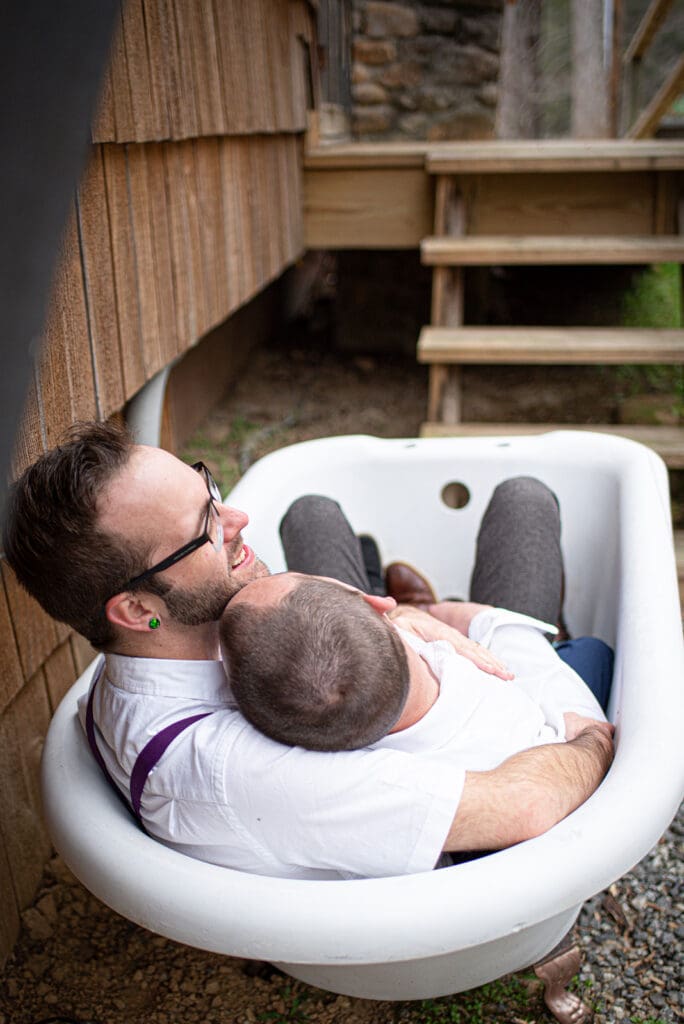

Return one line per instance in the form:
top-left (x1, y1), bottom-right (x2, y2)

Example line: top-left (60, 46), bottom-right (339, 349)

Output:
top-left (197, 465), bottom-right (224, 553)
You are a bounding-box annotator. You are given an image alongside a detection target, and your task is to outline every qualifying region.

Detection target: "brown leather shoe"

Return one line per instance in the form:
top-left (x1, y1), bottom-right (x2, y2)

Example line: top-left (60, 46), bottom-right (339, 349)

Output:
top-left (385, 562), bottom-right (437, 606)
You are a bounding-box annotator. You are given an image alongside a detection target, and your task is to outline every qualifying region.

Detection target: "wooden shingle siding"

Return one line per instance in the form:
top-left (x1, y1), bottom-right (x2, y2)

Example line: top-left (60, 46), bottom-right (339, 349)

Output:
top-left (77, 151), bottom-right (127, 419)
top-left (12, 133), bottom-right (305, 478)
top-left (93, 0), bottom-right (314, 143)
top-left (0, 843), bottom-right (20, 963)
top-left (0, 579), bottom-right (24, 716)
top-left (0, 566), bottom-right (60, 685)
top-left (43, 642), bottom-right (80, 715)
top-left (0, 672), bottom-right (53, 909)
top-left (102, 144), bottom-right (148, 397)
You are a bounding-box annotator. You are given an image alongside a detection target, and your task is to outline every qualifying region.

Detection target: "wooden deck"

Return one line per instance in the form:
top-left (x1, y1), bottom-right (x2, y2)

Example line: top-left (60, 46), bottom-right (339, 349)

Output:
top-left (304, 139), bottom-right (684, 172)
top-left (303, 139), bottom-right (684, 249)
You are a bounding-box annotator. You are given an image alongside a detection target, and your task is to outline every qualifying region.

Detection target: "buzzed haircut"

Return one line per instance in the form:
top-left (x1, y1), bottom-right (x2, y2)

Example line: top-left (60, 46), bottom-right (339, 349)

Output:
top-left (2, 420), bottom-right (151, 649)
top-left (220, 578), bottom-right (410, 751)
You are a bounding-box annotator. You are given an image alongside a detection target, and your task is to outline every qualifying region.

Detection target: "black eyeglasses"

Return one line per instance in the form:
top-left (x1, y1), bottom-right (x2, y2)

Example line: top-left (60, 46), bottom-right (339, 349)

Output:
top-left (118, 462), bottom-right (224, 594)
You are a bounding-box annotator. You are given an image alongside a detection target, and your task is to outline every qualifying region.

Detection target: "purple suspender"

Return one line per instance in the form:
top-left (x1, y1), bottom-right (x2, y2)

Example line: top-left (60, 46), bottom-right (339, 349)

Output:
top-left (85, 666), bottom-right (211, 825)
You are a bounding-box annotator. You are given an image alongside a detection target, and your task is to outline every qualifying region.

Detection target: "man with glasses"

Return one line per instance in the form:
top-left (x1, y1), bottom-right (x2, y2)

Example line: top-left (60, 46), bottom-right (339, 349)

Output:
top-left (3, 421), bottom-right (613, 879)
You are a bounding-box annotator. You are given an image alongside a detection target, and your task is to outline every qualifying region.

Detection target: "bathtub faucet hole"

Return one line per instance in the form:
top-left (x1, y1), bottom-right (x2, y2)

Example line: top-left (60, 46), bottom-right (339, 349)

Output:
top-left (441, 481), bottom-right (470, 510)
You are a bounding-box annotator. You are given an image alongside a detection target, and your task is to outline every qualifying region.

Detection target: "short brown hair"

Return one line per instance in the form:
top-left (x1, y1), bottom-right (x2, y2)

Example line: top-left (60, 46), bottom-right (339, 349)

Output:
top-left (2, 421), bottom-right (151, 649)
top-left (220, 577), bottom-right (409, 751)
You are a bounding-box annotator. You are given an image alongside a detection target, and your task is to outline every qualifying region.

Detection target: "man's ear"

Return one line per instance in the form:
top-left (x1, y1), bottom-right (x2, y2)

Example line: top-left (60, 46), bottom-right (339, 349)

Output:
top-left (105, 591), bottom-right (162, 633)
top-left (360, 593), bottom-right (397, 615)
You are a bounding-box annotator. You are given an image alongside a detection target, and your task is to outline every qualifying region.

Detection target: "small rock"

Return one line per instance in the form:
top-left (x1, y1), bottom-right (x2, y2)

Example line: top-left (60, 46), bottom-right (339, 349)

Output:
top-left (352, 105), bottom-right (394, 134)
top-left (378, 60), bottom-right (423, 88)
top-left (422, 8), bottom-right (458, 33)
top-left (351, 62), bottom-right (371, 84)
top-left (352, 81), bottom-right (389, 105)
top-left (365, 2), bottom-right (419, 39)
top-left (354, 356), bottom-right (376, 373)
top-left (36, 893), bottom-right (57, 923)
top-left (21, 907), bottom-right (53, 942)
top-left (353, 38), bottom-right (396, 65)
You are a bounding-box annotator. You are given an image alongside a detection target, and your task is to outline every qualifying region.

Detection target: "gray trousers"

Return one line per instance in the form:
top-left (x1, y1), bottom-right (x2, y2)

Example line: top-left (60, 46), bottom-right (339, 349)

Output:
top-left (279, 477), bottom-right (563, 625)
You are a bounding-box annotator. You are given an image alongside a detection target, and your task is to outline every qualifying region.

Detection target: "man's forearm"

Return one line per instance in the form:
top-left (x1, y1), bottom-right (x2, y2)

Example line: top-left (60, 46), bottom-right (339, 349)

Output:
top-left (444, 724), bottom-right (614, 852)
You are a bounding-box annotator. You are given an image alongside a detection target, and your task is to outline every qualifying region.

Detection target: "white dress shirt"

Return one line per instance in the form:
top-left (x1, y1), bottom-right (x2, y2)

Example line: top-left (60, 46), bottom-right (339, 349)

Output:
top-left (78, 608), bottom-right (605, 879)
top-left (376, 609), bottom-right (606, 767)
top-left (79, 652), bottom-right (461, 879)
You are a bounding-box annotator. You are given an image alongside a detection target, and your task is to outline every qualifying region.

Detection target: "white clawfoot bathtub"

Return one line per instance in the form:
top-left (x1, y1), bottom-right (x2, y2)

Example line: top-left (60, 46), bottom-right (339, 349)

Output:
top-left (42, 432), bottom-right (684, 1000)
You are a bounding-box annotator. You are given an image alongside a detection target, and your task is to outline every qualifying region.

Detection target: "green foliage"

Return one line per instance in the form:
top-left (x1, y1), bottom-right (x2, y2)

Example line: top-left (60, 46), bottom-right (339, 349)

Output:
top-left (228, 414), bottom-right (259, 443)
top-left (615, 262), bottom-right (684, 414)
top-left (180, 415), bottom-right (260, 496)
top-left (621, 263), bottom-right (682, 330)
top-left (630, 1017), bottom-right (670, 1024)
top-left (406, 975), bottom-right (533, 1024)
top-left (258, 982), bottom-right (311, 1024)
top-left (567, 975), bottom-right (603, 1014)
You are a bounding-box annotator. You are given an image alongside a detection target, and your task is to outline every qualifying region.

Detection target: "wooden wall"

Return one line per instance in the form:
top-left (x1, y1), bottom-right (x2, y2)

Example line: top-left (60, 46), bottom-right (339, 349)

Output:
top-left (0, 0), bottom-right (316, 964)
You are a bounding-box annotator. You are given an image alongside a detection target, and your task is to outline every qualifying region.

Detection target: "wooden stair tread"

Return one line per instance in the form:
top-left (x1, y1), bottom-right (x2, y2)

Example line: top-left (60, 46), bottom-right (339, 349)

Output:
top-left (421, 235), bottom-right (684, 266)
top-left (424, 139), bottom-right (684, 174)
top-left (304, 140), bottom-right (684, 173)
top-left (418, 422), bottom-right (684, 468)
top-left (305, 141), bottom-right (430, 169)
top-left (417, 327), bottom-right (684, 364)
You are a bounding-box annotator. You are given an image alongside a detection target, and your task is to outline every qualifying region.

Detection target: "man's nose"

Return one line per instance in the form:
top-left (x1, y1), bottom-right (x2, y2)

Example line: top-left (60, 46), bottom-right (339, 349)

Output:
top-left (219, 504), bottom-right (249, 539)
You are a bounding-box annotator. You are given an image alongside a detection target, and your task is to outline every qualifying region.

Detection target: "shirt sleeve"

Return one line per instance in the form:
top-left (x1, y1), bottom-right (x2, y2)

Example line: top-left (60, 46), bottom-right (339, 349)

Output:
top-left (218, 718), bottom-right (464, 878)
top-left (469, 608), bottom-right (607, 735)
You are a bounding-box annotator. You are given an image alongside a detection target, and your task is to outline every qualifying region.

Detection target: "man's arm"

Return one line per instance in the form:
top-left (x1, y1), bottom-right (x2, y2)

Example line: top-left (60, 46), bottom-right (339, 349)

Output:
top-left (443, 719), bottom-right (614, 851)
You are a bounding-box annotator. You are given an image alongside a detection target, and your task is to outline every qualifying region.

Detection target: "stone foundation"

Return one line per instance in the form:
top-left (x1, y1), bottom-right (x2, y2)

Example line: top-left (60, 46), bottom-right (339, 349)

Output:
top-left (351, 1), bottom-right (503, 140)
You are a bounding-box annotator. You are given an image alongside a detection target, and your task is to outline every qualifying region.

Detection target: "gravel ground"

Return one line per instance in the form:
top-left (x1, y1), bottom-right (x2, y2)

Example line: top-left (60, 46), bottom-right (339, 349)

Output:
top-left (2, 342), bottom-right (682, 1024)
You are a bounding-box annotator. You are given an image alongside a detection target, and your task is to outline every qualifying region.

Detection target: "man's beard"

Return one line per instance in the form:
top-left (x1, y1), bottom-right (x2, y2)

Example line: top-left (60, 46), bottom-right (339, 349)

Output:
top-left (146, 558), bottom-right (269, 626)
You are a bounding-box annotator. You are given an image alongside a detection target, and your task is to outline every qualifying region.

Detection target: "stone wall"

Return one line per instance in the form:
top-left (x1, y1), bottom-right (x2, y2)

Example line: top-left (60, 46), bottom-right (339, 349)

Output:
top-left (351, 0), bottom-right (503, 140)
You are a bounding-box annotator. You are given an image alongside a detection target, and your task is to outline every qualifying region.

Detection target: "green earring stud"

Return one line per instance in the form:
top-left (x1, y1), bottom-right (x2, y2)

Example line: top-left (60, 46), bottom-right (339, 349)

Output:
top-left (149, 617), bottom-right (160, 630)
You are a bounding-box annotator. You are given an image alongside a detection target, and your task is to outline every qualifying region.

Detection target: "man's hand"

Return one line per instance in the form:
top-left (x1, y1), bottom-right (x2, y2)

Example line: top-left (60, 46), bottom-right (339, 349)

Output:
top-left (387, 604), bottom-right (513, 681)
top-left (564, 712), bottom-right (614, 743)
top-left (445, 720), bottom-right (615, 852)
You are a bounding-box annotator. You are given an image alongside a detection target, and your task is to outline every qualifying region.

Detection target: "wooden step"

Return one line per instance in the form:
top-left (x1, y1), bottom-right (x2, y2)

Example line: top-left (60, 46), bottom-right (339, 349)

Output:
top-left (424, 140), bottom-right (684, 174)
top-left (418, 422), bottom-right (684, 469)
top-left (417, 327), bottom-right (684, 365)
top-left (421, 235), bottom-right (684, 266)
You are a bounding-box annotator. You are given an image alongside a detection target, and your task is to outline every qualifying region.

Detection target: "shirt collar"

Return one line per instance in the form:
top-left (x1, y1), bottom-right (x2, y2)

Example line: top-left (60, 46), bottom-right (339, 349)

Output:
top-left (105, 652), bottom-right (232, 701)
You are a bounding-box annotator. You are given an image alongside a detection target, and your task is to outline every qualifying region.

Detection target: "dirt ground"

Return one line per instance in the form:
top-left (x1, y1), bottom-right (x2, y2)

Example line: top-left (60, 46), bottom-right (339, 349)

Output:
top-left (179, 337), bottom-right (683, 527)
top-left (180, 339), bottom-right (632, 496)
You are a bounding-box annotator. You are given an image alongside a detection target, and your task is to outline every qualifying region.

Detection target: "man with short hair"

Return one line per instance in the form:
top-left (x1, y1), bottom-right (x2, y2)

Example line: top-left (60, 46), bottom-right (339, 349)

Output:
top-left (3, 421), bottom-right (614, 879)
top-left (220, 572), bottom-right (609, 764)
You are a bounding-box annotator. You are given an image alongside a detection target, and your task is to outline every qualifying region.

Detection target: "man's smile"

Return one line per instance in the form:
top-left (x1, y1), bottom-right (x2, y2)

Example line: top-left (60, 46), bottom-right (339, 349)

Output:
top-left (231, 543), bottom-right (254, 571)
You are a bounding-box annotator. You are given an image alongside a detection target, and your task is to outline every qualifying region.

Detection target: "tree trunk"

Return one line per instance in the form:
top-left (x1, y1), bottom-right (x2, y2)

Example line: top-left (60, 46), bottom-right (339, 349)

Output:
top-left (571, 0), bottom-right (610, 136)
top-left (496, 0), bottom-right (543, 139)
